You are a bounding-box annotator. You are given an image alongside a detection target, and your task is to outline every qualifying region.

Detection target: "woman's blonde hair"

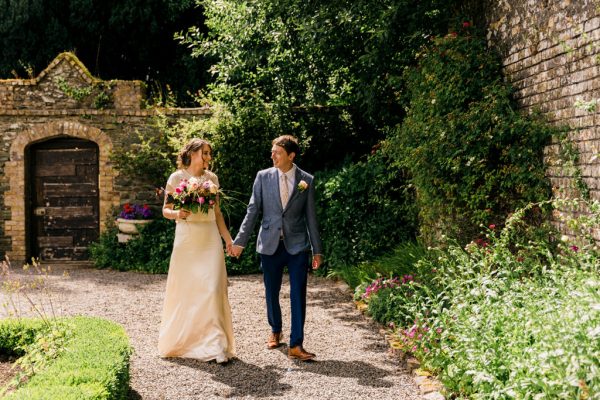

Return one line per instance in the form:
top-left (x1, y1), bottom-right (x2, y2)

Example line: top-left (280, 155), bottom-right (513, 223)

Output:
top-left (177, 138), bottom-right (212, 168)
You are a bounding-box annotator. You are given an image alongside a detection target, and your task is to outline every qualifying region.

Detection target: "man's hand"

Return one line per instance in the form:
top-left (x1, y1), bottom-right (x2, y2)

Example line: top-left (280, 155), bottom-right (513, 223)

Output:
top-left (311, 254), bottom-right (323, 270)
top-left (230, 245), bottom-right (244, 258)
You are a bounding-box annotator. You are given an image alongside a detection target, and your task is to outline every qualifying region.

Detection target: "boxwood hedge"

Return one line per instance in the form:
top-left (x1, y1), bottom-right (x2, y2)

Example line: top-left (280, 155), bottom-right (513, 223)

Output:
top-left (0, 316), bottom-right (132, 399)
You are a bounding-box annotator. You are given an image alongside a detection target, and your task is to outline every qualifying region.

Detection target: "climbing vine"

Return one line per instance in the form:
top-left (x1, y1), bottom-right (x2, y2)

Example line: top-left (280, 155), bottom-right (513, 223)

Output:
top-left (54, 77), bottom-right (113, 109)
top-left (556, 132), bottom-right (590, 200)
top-left (55, 77), bottom-right (92, 101)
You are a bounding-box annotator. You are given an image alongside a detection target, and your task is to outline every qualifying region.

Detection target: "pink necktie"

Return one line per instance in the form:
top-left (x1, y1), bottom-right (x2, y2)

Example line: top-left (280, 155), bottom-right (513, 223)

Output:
top-left (280, 174), bottom-right (289, 208)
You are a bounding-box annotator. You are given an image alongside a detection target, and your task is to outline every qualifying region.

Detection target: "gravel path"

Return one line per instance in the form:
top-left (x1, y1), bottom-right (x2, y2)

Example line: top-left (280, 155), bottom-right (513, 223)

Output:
top-left (1, 266), bottom-right (421, 400)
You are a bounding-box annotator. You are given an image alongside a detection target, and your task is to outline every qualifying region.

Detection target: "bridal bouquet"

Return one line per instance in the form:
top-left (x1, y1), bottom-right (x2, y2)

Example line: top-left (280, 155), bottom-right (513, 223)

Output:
top-left (167, 177), bottom-right (219, 214)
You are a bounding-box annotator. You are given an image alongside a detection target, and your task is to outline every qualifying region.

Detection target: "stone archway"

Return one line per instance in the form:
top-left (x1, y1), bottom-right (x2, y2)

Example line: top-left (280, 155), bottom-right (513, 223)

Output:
top-left (5, 121), bottom-right (119, 263)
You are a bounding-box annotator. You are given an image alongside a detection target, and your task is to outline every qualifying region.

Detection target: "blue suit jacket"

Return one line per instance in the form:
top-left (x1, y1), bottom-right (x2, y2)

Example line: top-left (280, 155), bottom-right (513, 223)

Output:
top-left (234, 166), bottom-right (322, 256)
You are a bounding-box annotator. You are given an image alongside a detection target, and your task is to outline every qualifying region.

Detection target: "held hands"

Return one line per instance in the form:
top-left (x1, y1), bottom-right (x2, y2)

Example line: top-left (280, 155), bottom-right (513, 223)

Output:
top-left (228, 245), bottom-right (244, 258)
top-left (225, 239), bottom-right (244, 258)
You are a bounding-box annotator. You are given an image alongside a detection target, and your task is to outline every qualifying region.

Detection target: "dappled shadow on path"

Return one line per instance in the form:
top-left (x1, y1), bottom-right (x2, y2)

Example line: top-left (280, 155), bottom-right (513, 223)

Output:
top-left (309, 283), bottom-right (370, 326)
top-left (292, 359), bottom-right (394, 388)
top-left (307, 279), bottom-right (396, 355)
top-left (168, 357), bottom-right (292, 398)
top-left (167, 355), bottom-right (393, 397)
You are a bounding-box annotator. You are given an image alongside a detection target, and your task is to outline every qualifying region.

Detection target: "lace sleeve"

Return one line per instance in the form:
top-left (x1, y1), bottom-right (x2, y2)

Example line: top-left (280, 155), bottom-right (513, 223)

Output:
top-left (207, 170), bottom-right (220, 189)
top-left (164, 170), bottom-right (182, 204)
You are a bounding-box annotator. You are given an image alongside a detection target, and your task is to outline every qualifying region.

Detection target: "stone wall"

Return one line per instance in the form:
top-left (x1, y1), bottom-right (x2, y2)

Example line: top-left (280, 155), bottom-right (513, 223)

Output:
top-left (0, 53), bottom-right (210, 263)
top-left (485, 0), bottom-right (600, 239)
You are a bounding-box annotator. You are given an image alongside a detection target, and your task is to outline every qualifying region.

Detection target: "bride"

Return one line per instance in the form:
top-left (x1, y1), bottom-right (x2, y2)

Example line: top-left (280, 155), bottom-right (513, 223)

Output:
top-left (158, 138), bottom-right (235, 363)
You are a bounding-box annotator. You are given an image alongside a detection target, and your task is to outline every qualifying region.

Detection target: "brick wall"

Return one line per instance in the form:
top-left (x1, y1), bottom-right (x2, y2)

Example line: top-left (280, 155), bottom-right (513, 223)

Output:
top-left (0, 52), bottom-right (145, 111)
top-left (0, 53), bottom-right (210, 263)
top-left (485, 0), bottom-right (600, 239)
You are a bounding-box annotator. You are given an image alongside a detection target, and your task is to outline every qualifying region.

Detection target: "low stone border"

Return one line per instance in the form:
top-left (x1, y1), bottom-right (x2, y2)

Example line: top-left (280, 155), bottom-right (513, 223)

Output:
top-left (334, 280), bottom-right (447, 400)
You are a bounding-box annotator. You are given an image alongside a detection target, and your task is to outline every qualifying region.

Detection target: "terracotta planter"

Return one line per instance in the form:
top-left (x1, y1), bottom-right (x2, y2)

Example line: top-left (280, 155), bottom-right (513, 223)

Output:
top-left (116, 218), bottom-right (152, 242)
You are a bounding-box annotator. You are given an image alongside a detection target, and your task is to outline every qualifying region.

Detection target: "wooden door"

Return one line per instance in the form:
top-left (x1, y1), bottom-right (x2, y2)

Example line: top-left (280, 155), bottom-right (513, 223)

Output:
top-left (28, 137), bottom-right (99, 261)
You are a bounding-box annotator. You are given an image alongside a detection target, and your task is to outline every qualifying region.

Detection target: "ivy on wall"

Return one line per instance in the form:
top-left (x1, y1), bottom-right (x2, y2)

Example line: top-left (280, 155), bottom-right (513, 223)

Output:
top-left (386, 26), bottom-right (555, 244)
top-left (54, 77), bottom-right (113, 109)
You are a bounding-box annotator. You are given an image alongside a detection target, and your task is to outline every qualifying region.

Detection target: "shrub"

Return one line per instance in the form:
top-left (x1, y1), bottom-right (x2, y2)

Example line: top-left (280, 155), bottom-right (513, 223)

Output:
top-left (0, 316), bottom-right (132, 399)
top-left (350, 244), bottom-right (444, 333)
top-left (333, 241), bottom-right (429, 289)
top-left (90, 216), bottom-right (261, 275)
top-left (89, 218), bottom-right (174, 274)
top-left (315, 151), bottom-right (418, 274)
top-left (386, 26), bottom-right (554, 244)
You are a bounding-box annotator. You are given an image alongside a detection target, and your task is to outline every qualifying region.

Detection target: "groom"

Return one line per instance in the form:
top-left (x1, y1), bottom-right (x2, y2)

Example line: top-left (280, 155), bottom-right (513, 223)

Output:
top-left (231, 135), bottom-right (323, 361)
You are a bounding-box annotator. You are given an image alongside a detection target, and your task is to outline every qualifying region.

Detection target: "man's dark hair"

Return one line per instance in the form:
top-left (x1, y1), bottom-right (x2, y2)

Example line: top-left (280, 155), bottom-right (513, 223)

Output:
top-left (272, 135), bottom-right (300, 156)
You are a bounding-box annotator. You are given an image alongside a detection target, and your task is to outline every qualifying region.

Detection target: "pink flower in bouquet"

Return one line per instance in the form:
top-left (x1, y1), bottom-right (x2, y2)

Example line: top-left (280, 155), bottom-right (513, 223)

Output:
top-left (167, 177), bottom-right (220, 214)
top-left (188, 177), bottom-right (201, 191)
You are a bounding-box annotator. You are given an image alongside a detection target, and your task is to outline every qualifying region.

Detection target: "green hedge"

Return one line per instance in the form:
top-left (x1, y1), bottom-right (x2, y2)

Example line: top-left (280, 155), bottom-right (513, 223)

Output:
top-left (315, 151), bottom-right (417, 274)
top-left (0, 316), bottom-right (132, 400)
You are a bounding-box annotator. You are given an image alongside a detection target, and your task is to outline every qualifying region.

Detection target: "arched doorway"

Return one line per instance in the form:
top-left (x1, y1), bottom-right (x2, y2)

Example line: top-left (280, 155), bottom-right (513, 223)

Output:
top-left (26, 137), bottom-right (99, 261)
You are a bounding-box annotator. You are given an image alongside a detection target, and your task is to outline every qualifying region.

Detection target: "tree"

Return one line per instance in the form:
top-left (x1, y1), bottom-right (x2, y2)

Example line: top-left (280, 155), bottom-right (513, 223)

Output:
top-left (0, 0), bottom-right (208, 105)
top-left (183, 0), bottom-right (456, 127)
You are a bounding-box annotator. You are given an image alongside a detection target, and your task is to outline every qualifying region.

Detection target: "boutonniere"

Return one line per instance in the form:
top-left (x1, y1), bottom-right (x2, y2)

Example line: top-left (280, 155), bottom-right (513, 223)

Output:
top-left (297, 180), bottom-right (308, 192)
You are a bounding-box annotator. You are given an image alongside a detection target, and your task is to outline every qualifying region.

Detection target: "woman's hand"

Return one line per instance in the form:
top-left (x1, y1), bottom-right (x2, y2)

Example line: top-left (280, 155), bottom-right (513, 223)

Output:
top-left (225, 241), bottom-right (233, 256)
top-left (177, 209), bottom-right (191, 220)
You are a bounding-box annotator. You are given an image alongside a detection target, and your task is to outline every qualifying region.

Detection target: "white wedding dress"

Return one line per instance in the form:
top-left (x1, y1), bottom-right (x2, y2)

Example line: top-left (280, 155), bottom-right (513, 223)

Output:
top-left (158, 170), bottom-right (235, 362)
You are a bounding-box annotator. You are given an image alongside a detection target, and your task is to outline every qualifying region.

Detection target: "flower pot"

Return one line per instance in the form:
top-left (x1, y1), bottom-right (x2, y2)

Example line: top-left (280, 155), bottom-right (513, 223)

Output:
top-left (116, 218), bottom-right (152, 235)
top-left (117, 233), bottom-right (134, 243)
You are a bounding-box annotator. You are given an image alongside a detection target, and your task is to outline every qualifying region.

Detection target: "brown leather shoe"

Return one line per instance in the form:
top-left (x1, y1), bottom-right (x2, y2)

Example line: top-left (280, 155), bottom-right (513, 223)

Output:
top-left (288, 346), bottom-right (316, 361)
top-left (267, 332), bottom-right (281, 349)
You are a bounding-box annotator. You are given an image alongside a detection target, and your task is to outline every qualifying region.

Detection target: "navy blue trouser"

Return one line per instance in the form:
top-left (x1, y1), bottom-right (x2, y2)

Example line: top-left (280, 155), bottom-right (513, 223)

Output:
top-left (260, 240), bottom-right (309, 348)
